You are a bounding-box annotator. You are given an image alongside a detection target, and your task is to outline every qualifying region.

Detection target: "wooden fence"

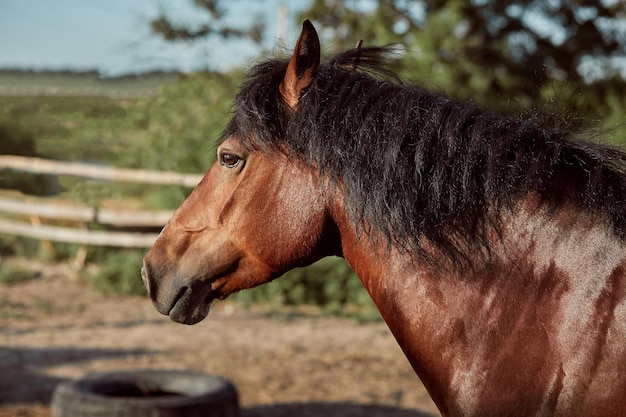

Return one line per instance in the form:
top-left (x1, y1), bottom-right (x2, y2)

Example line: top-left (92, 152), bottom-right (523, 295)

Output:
top-left (0, 155), bottom-right (202, 187)
top-left (0, 155), bottom-right (203, 253)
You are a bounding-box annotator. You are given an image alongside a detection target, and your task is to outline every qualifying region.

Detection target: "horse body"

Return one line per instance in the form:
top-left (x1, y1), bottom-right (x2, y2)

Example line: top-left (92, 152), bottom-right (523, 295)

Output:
top-left (338, 198), bottom-right (626, 416)
top-left (142, 20), bottom-right (626, 416)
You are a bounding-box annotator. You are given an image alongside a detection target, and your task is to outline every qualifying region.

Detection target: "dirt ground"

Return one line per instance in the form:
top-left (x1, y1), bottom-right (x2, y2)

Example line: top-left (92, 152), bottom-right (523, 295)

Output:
top-left (0, 261), bottom-right (440, 417)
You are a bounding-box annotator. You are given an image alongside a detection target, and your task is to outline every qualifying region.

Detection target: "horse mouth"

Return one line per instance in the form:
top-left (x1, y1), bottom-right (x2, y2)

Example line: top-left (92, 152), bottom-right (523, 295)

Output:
top-left (168, 284), bottom-right (215, 325)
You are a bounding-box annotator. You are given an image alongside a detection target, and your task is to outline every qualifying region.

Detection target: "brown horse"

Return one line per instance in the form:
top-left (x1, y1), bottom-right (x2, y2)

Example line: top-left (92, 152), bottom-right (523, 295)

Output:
top-left (142, 20), bottom-right (626, 417)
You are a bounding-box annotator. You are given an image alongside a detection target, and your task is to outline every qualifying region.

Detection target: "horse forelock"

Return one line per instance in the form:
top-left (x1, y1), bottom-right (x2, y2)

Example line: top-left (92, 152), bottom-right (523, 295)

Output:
top-left (223, 46), bottom-right (626, 268)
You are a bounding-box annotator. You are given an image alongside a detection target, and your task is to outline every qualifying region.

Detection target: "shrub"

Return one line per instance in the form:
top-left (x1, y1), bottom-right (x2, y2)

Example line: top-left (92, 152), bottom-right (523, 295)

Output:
top-left (86, 250), bottom-right (146, 296)
top-left (126, 71), bottom-right (241, 209)
top-left (0, 121), bottom-right (58, 195)
top-left (0, 265), bottom-right (38, 285)
top-left (232, 257), bottom-right (380, 321)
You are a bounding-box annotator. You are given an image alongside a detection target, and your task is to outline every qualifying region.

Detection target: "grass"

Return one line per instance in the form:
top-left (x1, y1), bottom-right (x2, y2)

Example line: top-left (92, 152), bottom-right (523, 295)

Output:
top-left (0, 70), bottom-right (180, 99)
top-left (0, 266), bottom-right (39, 285)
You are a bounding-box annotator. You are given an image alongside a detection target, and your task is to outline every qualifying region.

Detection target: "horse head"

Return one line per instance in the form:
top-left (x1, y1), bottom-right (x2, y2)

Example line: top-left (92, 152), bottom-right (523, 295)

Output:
top-left (141, 21), bottom-right (338, 325)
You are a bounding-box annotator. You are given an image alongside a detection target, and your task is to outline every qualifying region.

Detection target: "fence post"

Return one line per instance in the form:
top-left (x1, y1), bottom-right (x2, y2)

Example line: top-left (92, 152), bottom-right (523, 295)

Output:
top-left (28, 212), bottom-right (56, 257)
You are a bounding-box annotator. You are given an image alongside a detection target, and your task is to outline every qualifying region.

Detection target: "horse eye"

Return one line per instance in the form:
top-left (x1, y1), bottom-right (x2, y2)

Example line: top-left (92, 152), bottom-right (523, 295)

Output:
top-left (220, 153), bottom-right (240, 168)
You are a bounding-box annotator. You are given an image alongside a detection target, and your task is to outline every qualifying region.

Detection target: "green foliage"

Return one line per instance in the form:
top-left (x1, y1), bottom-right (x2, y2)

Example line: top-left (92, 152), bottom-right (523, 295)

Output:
top-left (0, 71), bottom-right (238, 210)
top-left (0, 233), bottom-right (87, 263)
top-left (0, 95), bottom-right (131, 162)
top-left (86, 250), bottom-right (146, 296)
top-left (233, 257), bottom-right (380, 320)
top-left (0, 94), bottom-right (144, 210)
top-left (0, 118), bottom-right (57, 195)
top-left (0, 170), bottom-right (55, 196)
top-left (131, 72), bottom-right (239, 170)
top-left (0, 265), bottom-right (38, 285)
top-left (150, 1), bottom-right (264, 47)
top-left (0, 72), bottom-right (240, 286)
top-left (301, 0), bottom-right (626, 120)
top-left (125, 71), bottom-right (240, 209)
top-left (0, 120), bottom-right (37, 155)
top-left (0, 70), bottom-right (176, 98)
top-left (0, 235), bottom-right (41, 258)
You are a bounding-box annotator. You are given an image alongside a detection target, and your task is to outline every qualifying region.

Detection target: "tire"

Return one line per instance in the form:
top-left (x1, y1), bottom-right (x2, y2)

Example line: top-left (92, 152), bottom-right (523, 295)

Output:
top-left (51, 369), bottom-right (239, 417)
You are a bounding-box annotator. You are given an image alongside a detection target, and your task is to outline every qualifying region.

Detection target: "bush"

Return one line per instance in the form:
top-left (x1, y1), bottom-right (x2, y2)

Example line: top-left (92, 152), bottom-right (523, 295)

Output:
top-left (232, 257), bottom-right (380, 321)
top-left (0, 235), bottom-right (72, 261)
top-left (86, 250), bottom-right (146, 296)
top-left (0, 265), bottom-right (39, 285)
top-left (0, 121), bottom-right (58, 195)
top-left (124, 71), bottom-right (241, 209)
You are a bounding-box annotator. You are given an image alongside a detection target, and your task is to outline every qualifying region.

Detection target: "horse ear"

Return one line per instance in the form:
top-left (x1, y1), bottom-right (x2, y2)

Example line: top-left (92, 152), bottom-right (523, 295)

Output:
top-left (280, 19), bottom-right (320, 109)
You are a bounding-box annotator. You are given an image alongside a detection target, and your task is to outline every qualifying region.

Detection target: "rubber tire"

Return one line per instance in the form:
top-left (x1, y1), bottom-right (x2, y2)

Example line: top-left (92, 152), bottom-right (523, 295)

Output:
top-left (50, 369), bottom-right (239, 417)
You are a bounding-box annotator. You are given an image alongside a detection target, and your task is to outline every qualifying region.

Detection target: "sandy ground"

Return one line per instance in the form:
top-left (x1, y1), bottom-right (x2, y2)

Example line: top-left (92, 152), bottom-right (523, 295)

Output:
top-left (0, 261), bottom-right (440, 417)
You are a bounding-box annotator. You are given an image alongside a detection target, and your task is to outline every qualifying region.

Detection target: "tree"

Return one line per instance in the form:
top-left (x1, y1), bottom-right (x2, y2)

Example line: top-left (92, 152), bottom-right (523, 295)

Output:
top-left (300, 0), bottom-right (626, 117)
top-left (151, 0), bottom-right (264, 50)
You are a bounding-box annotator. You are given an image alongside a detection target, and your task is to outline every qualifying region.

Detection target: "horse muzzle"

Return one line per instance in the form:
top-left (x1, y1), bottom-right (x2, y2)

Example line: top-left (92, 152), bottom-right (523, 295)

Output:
top-left (141, 260), bottom-right (213, 325)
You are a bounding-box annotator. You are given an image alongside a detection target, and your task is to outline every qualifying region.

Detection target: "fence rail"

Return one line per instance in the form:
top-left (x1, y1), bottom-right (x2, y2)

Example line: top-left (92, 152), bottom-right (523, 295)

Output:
top-left (0, 155), bottom-right (203, 187)
top-left (0, 219), bottom-right (158, 248)
top-left (0, 196), bottom-right (173, 227)
top-left (0, 156), bottom-right (198, 250)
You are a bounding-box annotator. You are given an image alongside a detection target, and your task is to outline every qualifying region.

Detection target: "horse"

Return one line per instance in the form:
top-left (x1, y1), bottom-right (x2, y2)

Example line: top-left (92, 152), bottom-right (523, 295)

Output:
top-left (142, 20), bottom-right (626, 417)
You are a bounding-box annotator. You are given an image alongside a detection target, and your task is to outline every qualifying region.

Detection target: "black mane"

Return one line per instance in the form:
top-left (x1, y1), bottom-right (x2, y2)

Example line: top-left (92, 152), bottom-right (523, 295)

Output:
top-left (224, 46), bottom-right (626, 266)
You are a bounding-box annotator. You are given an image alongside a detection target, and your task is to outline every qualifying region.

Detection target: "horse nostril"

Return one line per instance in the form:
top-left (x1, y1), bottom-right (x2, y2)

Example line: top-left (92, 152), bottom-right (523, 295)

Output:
top-left (141, 261), bottom-right (153, 297)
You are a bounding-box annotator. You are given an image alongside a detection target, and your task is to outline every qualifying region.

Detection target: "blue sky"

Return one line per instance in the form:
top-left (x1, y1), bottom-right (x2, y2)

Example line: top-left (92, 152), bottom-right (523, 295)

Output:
top-left (0, 0), bottom-right (310, 75)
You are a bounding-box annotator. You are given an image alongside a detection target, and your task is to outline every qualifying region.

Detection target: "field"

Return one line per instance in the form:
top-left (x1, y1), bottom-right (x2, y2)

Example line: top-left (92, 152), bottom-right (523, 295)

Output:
top-left (0, 70), bottom-right (179, 99)
top-left (0, 261), bottom-right (440, 417)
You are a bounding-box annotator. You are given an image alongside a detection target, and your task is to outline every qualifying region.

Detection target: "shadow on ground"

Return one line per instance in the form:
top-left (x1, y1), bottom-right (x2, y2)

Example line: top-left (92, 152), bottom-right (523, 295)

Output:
top-left (244, 403), bottom-right (436, 417)
top-left (1, 347), bottom-right (438, 416)
top-left (0, 347), bottom-right (153, 404)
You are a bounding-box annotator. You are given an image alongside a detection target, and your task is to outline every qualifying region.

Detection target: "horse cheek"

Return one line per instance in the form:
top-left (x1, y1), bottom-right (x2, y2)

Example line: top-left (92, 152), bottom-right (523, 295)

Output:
top-left (241, 180), bottom-right (326, 272)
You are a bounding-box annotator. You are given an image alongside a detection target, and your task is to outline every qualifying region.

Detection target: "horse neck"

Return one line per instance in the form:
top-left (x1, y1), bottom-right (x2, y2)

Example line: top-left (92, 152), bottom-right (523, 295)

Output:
top-left (331, 196), bottom-right (626, 416)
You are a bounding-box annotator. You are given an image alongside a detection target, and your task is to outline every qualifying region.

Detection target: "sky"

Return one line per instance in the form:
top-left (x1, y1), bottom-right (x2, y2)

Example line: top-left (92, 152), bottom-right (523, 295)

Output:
top-left (0, 0), bottom-right (311, 76)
